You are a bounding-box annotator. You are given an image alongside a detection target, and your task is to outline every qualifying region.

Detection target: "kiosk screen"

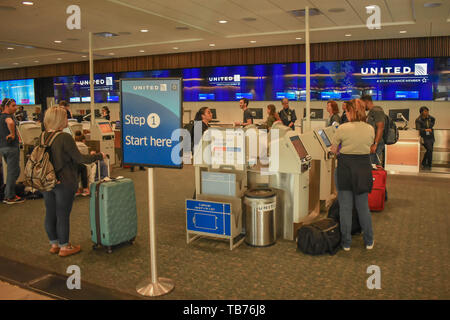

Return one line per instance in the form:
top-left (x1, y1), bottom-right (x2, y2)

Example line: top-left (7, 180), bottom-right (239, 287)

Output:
top-left (290, 135), bottom-right (308, 159)
top-left (98, 122), bottom-right (113, 134)
top-left (318, 129), bottom-right (331, 147)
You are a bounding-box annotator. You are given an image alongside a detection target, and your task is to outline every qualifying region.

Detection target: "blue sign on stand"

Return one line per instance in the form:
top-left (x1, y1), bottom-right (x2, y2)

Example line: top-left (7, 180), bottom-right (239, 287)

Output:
top-left (186, 200), bottom-right (232, 236)
top-left (120, 78), bottom-right (183, 168)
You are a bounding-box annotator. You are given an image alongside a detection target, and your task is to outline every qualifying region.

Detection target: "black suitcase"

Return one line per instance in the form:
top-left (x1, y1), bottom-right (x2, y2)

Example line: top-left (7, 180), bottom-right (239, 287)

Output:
top-left (297, 218), bottom-right (341, 256)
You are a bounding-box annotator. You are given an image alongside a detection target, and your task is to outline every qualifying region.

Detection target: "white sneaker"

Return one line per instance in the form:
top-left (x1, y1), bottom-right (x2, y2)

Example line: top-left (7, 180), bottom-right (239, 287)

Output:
top-left (342, 246), bottom-right (350, 252)
top-left (366, 241), bottom-right (375, 250)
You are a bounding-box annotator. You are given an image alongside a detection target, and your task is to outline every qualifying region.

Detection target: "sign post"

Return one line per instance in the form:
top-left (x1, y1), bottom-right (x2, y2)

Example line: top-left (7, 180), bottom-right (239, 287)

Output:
top-left (121, 78), bottom-right (182, 297)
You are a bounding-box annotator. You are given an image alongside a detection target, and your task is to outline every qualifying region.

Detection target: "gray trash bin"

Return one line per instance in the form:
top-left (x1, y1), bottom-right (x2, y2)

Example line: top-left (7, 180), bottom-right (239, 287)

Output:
top-left (244, 188), bottom-right (277, 247)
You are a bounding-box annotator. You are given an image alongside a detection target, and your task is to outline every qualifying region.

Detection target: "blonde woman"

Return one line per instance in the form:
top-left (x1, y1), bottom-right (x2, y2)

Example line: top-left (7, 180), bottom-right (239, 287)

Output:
top-left (330, 99), bottom-right (375, 252)
top-left (42, 106), bottom-right (104, 257)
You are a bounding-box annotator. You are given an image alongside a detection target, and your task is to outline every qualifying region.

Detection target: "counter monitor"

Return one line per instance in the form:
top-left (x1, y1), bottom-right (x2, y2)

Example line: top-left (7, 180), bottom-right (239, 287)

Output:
top-left (290, 135), bottom-right (308, 160)
top-left (98, 122), bottom-right (113, 134)
top-left (317, 129), bottom-right (331, 147)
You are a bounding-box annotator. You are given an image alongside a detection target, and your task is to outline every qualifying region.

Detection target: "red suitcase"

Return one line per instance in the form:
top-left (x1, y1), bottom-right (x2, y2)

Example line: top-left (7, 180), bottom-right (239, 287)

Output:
top-left (369, 165), bottom-right (386, 212)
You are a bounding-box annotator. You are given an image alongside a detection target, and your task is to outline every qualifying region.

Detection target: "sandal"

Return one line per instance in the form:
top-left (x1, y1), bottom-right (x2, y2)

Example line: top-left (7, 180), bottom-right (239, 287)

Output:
top-left (58, 244), bottom-right (81, 257)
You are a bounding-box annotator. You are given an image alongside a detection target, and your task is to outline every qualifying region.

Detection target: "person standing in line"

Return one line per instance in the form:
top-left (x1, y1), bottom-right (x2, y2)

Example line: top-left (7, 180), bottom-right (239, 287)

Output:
top-left (415, 106), bottom-right (436, 170)
top-left (326, 100), bottom-right (341, 127)
top-left (191, 106), bottom-right (212, 153)
top-left (265, 104), bottom-right (281, 129)
top-left (234, 98), bottom-right (254, 127)
top-left (0, 98), bottom-right (25, 204)
top-left (42, 106), bottom-right (105, 257)
top-left (330, 99), bottom-right (375, 251)
top-left (360, 95), bottom-right (385, 166)
top-left (101, 106), bottom-right (111, 121)
top-left (278, 98), bottom-right (297, 130)
top-left (58, 100), bottom-right (72, 120)
top-left (340, 101), bottom-right (349, 124)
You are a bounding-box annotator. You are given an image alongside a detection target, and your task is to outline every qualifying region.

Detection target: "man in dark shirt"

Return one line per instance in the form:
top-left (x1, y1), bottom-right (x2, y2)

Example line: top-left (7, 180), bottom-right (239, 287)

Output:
top-left (278, 98), bottom-right (297, 130)
top-left (361, 95), bottom-right (385, 166)
top-left (59, 100), bottom-right (72, 120)
top-left (234, 98), bottom-right (253, 127)
top-left (0, 98), bottom-right (25, 204)
top-left (415, 106), bottom-right (436, 170)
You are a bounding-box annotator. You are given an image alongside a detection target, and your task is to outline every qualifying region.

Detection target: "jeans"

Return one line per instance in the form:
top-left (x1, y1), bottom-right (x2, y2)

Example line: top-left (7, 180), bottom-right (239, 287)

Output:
top-left (370, 141), bottom-right (385, 166)
top-left (335, 170), bottom-right (374, 248)
top-left (422, 138), bottom-right (434, 167)
top-left (0, 146), bottom-right (21, 199)
top-left (43, 183), bottom-right (76, 247)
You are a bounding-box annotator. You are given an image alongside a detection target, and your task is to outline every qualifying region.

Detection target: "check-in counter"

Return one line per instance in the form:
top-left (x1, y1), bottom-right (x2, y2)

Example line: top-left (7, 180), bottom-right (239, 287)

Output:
top-left (385, 129), bottom-right (420, 172)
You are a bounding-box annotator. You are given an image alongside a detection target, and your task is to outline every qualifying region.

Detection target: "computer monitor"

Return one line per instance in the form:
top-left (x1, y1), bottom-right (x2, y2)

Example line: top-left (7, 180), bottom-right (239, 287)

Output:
top-left (289, 135), bottom-right (309, 160)
top-left (303, 108), bottom-right (324, 119)
top-left (209, 108), bottom-right (217, 119)
top-left (249, 108), bottom-right (263, 119)
top-left (317, 129), bottom-right (332, 148)
top-left (389, 109), bottom-right (410, 122)
top-left (98, 122), bottom-right (113, 134)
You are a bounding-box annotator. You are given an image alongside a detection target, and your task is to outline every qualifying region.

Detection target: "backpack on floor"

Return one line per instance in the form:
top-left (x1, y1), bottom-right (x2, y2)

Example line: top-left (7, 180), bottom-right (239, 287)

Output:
top-left (296, 218), bottom-right (341, 256)
top-left (24, 132), bottom-right (61, 191)
top-left (327, 199), bottom-right (362, 235)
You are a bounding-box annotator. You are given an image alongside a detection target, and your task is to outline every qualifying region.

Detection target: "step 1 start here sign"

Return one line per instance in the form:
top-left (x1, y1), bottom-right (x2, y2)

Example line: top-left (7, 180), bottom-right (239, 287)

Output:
top-left (120, 78), bottom-right (182, 168)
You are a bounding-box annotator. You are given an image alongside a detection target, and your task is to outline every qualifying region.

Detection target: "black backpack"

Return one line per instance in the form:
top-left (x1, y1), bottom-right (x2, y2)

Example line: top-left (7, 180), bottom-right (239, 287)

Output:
top-left (383, 114), bottom-right (399, 145)
top-left (296, 218), bottom-right (341, 256)
top-left (327, 199), bottom-right (362, 235)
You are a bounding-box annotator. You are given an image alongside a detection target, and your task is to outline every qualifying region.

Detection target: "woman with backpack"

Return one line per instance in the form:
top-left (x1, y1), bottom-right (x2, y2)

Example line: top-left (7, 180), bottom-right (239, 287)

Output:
top-left (42, 106), bottom-right (105, 257)
top-left (330, 99), bottom-right (375, 252)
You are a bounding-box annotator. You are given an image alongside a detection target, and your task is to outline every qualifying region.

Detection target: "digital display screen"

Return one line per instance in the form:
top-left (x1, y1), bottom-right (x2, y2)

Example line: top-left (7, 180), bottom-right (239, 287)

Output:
top-left (318, 129), bottom-right (332, 147)
top-left (98, 122), bottom-right (112, 134)
top-left (395, 91), bottom-right (419, 99)
top-left (0, 79), bottom-right (35, 105)
top-left (290, 135), bottom-right (308, 159)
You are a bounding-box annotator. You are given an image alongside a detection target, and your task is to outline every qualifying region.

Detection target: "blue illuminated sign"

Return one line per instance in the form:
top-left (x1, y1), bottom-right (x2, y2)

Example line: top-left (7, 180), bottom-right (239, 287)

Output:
top-left (120, 78), bottom-right (183, 168)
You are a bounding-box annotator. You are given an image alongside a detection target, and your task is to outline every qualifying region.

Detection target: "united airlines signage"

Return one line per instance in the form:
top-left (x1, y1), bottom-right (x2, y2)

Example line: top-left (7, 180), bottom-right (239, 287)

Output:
top-left (79, 76), bottom-right (113, 86)
top-left (208, 74), bottom-right (241, 86)
top-left (360, 63), bottom-right (428, 76)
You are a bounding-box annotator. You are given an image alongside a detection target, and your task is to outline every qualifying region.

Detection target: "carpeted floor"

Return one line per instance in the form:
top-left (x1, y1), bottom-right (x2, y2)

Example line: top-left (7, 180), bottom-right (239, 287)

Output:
top-left (0, 166), bottom-right (448, 300)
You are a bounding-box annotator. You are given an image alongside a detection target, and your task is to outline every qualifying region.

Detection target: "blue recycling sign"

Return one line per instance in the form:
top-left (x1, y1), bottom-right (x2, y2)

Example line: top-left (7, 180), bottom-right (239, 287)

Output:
top-left (120, 78), bottom-right (182, 168)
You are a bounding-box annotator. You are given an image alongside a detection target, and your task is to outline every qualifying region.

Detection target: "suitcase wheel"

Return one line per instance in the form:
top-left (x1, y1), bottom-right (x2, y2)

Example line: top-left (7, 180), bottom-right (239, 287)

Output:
top-left (106, 247), bottom-right (113, 254)
top-left (92, 244), bottom-right (99, 250)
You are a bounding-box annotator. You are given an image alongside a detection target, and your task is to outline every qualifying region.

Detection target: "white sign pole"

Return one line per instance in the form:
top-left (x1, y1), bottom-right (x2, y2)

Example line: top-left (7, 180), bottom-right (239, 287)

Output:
top-left (305, 6), bottom-right (311, 133)
top-left (136, 168), bottom-right (175, 297)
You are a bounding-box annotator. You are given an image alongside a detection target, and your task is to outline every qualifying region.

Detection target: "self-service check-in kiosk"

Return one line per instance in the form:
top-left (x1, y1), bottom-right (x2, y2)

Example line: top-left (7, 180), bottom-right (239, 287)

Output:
top-left (89, 119), bottom-right (115, 165)
top-left (2, 121), bottom-right (41, 184)
top-left (267, 127), bottom-right (312, 240)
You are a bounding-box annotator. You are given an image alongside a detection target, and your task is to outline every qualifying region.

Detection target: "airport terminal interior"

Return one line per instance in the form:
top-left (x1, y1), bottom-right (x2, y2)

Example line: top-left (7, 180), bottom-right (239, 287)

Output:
top-left (0, 0), bottom-right (449, 300)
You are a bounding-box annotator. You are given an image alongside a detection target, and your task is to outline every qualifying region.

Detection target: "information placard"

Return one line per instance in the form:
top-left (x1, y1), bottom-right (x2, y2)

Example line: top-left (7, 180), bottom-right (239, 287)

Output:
top-left (120, 78), bottom-right (182, 168)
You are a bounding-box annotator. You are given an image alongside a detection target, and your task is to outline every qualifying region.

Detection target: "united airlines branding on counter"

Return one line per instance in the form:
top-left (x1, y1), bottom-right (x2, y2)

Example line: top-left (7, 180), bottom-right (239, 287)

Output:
top-left (132, 83), bottom-right (178, 92)
top-left (208, 74), bottom-right (241, 86)
top-left (361, 63), bottom-right (428, 76)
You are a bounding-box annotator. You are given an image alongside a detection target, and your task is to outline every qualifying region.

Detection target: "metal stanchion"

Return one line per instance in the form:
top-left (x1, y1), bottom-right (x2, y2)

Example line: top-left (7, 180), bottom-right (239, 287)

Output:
top-left (136, 168), bottom-right (174, 297)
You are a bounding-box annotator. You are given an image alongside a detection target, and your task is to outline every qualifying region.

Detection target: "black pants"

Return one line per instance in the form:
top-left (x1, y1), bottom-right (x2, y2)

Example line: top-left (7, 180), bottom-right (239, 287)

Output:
top-left (78, 164), bottom-right (88, 188)
top-left (422, 138), bottom-right (434, 167)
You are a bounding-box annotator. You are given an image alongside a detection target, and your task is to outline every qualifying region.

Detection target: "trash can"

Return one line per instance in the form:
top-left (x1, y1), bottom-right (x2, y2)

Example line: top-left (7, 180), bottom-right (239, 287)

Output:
top-left (244, 188), bottom-right (277, 247)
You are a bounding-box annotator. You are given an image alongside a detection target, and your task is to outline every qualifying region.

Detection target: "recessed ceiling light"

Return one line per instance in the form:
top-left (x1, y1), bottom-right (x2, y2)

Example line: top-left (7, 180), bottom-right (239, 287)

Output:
top-left (109, 52), bottom-right (115, 55)
top-left (57, 58), bottom-right (62, 61)
top-left (140, 29), bottom-right (149, 33)
top-left (242, 17), bottom-right (257, 22)
top-left (7, 47), bottom-right (14, 50)
top-left (218, 20), bottom-right (228, 24)
top-left (13, 62), bottom-right (19, 65)
top-left (22, 1), bottom-right (34, 5)
top-left (139, 50), bottom-right (145, 53)
top-left (399, 30), bottom-right (407, 33)
top-left (209, 44), bottom-right (215, 47)
top-left (424, 2), bottom-right (442, 8)
top-left (345, 34), bottom-right (352, 37)
top-left (250, 40), bottom-right (256, 43)
top-left (34, 60), bottom-right (39, 63)
top-left (173, 47), bottom-right (179, 50)
top-left (296, 37), bottom-right (302, 40)
top-left (82, 55), bottom-right (87, 58)
top-left (54, 40), bottom-right (62, 43)
top-left (328, 8), bottom-right (346, 13)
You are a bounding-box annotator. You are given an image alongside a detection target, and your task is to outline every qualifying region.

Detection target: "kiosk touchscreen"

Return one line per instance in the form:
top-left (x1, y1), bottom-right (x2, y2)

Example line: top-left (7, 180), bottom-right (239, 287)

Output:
top-left (90, 119), bottom-right (115, 165)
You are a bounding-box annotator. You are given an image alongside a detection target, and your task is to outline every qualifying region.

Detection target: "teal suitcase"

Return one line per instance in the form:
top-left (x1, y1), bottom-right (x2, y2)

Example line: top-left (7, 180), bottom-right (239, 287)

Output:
top-left (89, 178), bottom-right (137, 253)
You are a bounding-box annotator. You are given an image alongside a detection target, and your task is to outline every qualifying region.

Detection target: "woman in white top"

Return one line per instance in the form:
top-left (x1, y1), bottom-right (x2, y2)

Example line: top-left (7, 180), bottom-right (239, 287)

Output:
top-left (331, 99), bottom-right (375, 251)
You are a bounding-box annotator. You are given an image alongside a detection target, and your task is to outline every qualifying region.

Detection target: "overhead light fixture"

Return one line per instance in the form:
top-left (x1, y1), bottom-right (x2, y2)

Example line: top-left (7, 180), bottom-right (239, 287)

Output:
top-left (34, 60), bottom-right (39, 63)
top-left (290, 8), bottom-right (321, 17)
top-left (139, 50), bottom-right (145, 53)
top-left (13, 62), bottom-right (19, 65)
top-left (250, 40), bottom-right (256, 43)
top-left (57, 58), bottom-right (62, 61)
top-left (7, 47), bottom-right (14, 50)
top-left (424, 2), bottom-right (442, 8)
top-left (296, 37), bottom-right (302, 40)
top-left (345, 34), bottom-right (352, 37)
top-left (140, 29), bottom-right (149, 33)
top-left (94, 32), bottom-right (118, 38)
top-left (22, 1), bottom-right (34, 5)
top-left (242, 17), bottom-right (257, 22)
top-left (328, 8), bottom-right (346, 13)
top-left (209, 44), bottom-right (215, 47)
top-left (399, 30), bottom-right (407, 33)
top-left (82, 55), bottom-right (87, 58)
top-left (173, 47), bottom-right (179, 50)
top-left (54, 40), bottom-right (62, 43)
top-left (218, 20), bottom-right (228, 24)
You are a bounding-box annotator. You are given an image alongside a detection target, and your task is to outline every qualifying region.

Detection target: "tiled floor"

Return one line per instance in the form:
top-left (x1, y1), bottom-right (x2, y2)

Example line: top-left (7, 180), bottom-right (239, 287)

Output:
top-left (0, 280), bottom-right (53, 300)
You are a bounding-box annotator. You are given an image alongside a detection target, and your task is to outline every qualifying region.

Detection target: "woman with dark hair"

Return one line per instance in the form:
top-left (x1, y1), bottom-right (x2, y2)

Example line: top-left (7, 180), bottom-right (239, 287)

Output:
top-left (326, 100), bottom-right (341, 127)
top-left (330, 99), bottom-right (375, 252)
top-left (340, 101), bottom-right (349, 124)
top-left (101, 106), bottom-right (110, 121)
top-left (191, 107), bottom-right (212, 152)
top-left (265, 104), bottom-right (281, 129)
